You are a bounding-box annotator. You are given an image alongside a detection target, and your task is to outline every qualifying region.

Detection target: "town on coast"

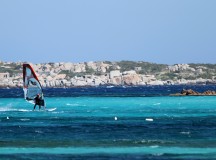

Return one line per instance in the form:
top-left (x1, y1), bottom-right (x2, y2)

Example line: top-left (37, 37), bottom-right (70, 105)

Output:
top-left (0, 60), bottom-right (216, 88)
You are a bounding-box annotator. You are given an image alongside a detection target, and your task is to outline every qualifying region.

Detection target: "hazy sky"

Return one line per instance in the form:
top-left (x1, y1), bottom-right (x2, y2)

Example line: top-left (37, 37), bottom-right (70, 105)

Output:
top-left (0, 0), bottom-right (216, 64)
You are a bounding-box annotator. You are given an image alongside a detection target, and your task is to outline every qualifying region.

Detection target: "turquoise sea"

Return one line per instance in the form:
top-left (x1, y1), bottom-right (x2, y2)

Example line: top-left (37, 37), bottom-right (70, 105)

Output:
top-left (0, 86), bottom-right (216, 159)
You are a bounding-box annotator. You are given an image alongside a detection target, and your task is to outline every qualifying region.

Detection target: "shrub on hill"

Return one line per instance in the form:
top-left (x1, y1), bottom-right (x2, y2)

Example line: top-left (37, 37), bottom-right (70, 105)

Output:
top-left (117, 61), bottom-right (167, 74)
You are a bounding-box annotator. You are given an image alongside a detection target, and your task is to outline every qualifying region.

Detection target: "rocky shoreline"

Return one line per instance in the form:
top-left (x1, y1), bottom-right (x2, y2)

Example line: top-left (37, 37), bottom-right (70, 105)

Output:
top-left (1, 61), bottom-right (216, 88)
top-left (1, 76), bottom-right (215, 89)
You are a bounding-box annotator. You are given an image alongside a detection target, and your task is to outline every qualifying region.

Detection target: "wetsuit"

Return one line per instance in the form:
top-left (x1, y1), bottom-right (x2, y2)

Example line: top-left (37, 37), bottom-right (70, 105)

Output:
top-left (33, 95), bottom-right (41, 110)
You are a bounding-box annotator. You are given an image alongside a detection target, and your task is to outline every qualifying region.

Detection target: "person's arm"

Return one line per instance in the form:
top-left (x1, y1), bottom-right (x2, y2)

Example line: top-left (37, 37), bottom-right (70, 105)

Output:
top-left (26, 97), bottom-right (34, 100)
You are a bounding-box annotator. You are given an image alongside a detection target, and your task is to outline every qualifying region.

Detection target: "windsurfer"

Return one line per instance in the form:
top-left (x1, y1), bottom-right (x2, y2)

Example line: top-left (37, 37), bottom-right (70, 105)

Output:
top-left (33, 94), bottom-right (42, 111)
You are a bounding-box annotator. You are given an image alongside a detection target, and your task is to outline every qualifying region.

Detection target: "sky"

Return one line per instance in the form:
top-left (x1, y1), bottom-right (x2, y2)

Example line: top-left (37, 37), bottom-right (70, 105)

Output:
top-left (0, 0), bottom-right (216, 64)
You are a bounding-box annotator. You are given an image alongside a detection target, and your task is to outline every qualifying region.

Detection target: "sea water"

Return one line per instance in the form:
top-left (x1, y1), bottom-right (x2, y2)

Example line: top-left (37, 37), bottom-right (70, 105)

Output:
top-left (0, 86), bottom-right (216, 159)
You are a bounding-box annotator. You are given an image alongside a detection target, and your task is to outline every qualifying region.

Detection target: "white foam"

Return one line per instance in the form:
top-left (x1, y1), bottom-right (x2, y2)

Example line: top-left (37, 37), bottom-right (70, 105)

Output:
top-left (66, 103), bottom-right (78, 106)
top-left (20, 119), bottom-right (30, 121)
top-left (35, 130), bottom-right (43, 134)
top-left (146, 118), bottom-right (153, 122)
top-left (0, 107), bottom-right (14, 112)
top-left (66, 103), bottom-right (86, 107)
top-left (100, 107), bottom-right (108, 109)
top-left (114, 116), bottom-right (118, 121)
top-left (46, 108), bottom-right (56, 111)
top-left (51, 111), bottom-right (64, 114)
top-left (106, 86), bottom-right (114, 88)
top-left (0, 107), bottom-right (31, 112)
top-left (180, 132), bottom-right (190, 135)
top-left (6, 116), bottom-right (9, 120)
top-left (19, 109), bottom-right (31, 112)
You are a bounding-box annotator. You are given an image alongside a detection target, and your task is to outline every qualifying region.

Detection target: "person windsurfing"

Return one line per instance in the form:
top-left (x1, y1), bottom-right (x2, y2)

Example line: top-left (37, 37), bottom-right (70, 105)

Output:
top-left (23, 63), bottom-right (46, 111)
top-left (33, 94), bottom-right (42, 111)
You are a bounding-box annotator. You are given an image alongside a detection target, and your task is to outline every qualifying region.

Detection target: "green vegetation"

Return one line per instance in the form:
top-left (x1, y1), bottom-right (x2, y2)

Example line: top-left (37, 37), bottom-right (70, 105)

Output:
top-left (117, 61), bottom-right (167, 74)
top-left (103, 61), bottom-right (112, 64)
top-left (59, 70), bottom-right (87, 79)
top-left (199, 73), bottom-right (215, 79)
top-left (189, 63), bottom-right (216, 70)
top-left (160, 72), bottom-right (178, 81)
top-left (0, 63), bottom-right (22, 76)
top-left (85, 66), bottom-right (95, 74)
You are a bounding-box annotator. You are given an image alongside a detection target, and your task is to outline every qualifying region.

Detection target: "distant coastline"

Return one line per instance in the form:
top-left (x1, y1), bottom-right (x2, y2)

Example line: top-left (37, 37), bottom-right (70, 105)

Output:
top-left (0, 60), bottom-right (216, 88)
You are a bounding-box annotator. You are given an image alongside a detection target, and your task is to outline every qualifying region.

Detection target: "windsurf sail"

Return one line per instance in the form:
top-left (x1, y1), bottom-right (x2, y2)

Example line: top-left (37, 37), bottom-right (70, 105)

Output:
top-left (23, 64), bottom-right (45, 106)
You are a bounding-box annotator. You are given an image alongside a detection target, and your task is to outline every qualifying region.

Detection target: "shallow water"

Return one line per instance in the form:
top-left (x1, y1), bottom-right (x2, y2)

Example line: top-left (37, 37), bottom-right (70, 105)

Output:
top-left (1, 86), bottom-right (216, 159)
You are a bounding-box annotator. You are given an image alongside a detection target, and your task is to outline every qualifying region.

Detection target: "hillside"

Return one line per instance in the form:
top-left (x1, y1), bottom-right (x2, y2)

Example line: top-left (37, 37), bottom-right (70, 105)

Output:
top-left (0, 60), bottom-right (216, 87)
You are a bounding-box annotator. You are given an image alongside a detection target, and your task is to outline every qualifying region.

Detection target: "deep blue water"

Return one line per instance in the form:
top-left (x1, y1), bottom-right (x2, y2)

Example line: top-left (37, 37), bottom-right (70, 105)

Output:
top-left (1, 85), bottom-right (216, 160)
top-left (1, 85), bottom-right (216, 98)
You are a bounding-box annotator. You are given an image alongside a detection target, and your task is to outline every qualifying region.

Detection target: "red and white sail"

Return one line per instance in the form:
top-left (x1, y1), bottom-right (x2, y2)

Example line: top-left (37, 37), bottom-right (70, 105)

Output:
top-left (23, 64), bottom-right (45, 106)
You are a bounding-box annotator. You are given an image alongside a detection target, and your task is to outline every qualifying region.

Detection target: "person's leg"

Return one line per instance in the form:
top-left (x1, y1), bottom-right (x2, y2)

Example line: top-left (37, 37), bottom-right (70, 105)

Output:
top-left (33, 104), bottom-right (37, 111)
top-left (39, 105), bottom-right (41, 110)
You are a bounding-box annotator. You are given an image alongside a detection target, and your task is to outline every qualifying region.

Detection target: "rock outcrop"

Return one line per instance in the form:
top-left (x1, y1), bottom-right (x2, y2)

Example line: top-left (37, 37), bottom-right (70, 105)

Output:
top-left (171, 89), bottom-right (216, 96)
